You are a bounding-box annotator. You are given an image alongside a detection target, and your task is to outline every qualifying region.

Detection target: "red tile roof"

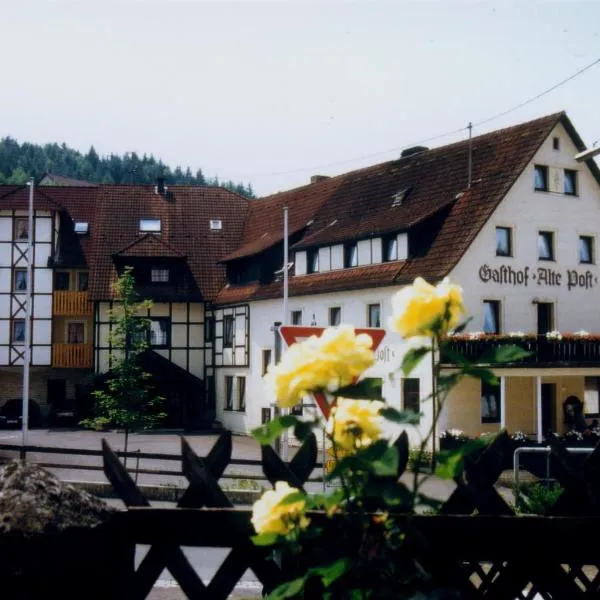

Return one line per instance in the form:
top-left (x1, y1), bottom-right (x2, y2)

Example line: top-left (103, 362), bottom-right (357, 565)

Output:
top-left (216, 112), bottom-right (591, 304)
top-left (87, 185), bottom-right (248, 300)
top-left (114, 234), bottom-right (186, 258)
top-left (39, 172), bottom-right (96, 187)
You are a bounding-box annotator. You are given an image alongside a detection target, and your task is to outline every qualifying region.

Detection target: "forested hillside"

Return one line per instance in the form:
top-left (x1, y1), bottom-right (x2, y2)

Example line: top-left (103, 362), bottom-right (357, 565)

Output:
top-left (0, 137), bottom-right (254, 197)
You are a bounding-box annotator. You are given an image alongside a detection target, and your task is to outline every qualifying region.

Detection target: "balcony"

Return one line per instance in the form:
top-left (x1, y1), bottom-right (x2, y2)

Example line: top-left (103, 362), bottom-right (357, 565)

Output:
top-left (53, 291), bottom-right (92, 316)
top-left (52, 343), bottom-right (93, 369)
top-left (442, 335), bottom-right (600, 368)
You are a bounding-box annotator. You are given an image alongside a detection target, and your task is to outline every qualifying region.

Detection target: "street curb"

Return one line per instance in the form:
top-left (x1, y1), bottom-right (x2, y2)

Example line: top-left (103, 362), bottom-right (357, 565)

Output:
top-left (69, 480), bottom-right (261, 505)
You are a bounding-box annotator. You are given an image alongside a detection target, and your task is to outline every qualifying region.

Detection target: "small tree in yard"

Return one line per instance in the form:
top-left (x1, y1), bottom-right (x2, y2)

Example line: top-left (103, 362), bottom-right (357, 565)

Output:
top-left (82, 267), bottom-right (166, 465)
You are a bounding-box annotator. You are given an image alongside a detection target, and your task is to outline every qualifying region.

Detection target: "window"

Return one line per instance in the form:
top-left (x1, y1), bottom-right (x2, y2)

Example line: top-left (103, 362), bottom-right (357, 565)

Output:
top-left (307, 248), bottom-right (319, 274)
top-left (204, 316), bottom-right (215, 343)
top-left (13, 268), bottom-right (27, 292)
top-left (534, 165), bottom-right (548, 191)
top-left (537, 302), bottom-right (554, 335)
top-left (11, 319), bottom-right (25, 344)
top-left (54, 272), bottom-right (70, 291)
top-left (14, 218), bottom-right (28, 241)
top-left (149, 318), bottom-right (169, 348)
top-left (367, 303), bottom-right (381, 328)
top-left (495, 227), bottom-right (512, 257)
top-left (223, 315), bottom-right (234, 347)
top-left (481, 380), bottom-right (501, 424)
top-left (538, 231), bottom-right (554, 261)
top-left (564, 169), bottom-right (577, 195)
top-left (261, 349), bottom-right (272, 377)
top-left (483, 300), bottom-right (501, 334)
top-left (139, 218), bottom-right (161, 233)
top-left (67, 322), bottom-right (85, 344)
top-left (403, 378), bottom-right (420, 422)
top-left (382, 234), bottom-right (398, 262)
top-left (74, 222), bottom-right (89, 234)
top-left (580, 236), bottom-right (594, 264)
top-left (584, 377), bottom-right (600, 416)
top-left (329, 306), bottom-right (341, 326)
top-left (77, 272), bottom-right (89, 291)
top-left (151, 268), bottom-right (169, 283)
top-left (210, 219), bottom-right (222, 231)
top-left (291, 310), bottom-right (302, 325)
top-left (552, 137), bottom-right (560, 150)
top-left (225, 376), bottom-right (234, 410)
top-left (236, 376), bottom-right (246, 411)
top-left (344, 242), bottom-right (358, 268)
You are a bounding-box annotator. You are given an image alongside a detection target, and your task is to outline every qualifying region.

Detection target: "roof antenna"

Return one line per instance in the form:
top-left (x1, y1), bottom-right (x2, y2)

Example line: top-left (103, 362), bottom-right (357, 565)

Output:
top-left (467, 121), bottom-right (473, 189)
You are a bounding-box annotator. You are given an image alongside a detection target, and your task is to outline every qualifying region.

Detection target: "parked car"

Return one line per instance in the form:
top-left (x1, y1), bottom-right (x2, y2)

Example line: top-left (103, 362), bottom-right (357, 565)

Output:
top-left (0, 399), bottom-right (42, 429)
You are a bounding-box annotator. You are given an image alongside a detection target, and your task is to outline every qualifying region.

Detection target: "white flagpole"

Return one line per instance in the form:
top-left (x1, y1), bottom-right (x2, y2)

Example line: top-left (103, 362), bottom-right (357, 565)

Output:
top-left (22, 178), bottom-right (34, 458)
top-left (281, 206), bottom-right (289, 461)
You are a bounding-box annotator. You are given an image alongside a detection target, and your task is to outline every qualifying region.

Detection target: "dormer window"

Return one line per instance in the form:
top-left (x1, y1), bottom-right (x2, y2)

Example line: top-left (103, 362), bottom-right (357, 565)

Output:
top-left (344, 242), bottom-right (358, 268)
top-left (151, 268), bottom-right (169, 283)
top-left (210, 219), bottom-right (222, 230)
top-left (382, 234), bottom-right (398, 262)
top-left (140, 218), bottom-right (161, 233)
top-left (74, 222), bottom-right (89, 234)
top-left (307, 248), bottom-right (319, 274)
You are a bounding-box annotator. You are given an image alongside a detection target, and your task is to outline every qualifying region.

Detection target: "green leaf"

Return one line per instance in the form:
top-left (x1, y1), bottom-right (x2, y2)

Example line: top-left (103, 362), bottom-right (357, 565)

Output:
top-left (370, 445), bottom-right (399, 477)
top-left (449, 318), bottom-right (472, 335)
top-left (293, 420), bottom-right (314, 442)
top-left (483, 343), bottom-right (532, 364)
top-left (434, 438), bottom-right (487, 479)
top-left (462, 366), bottom-right (498, 385)
top-left (311, 558), bottom-right (353, 588)
top-left (251, 415), bottom-right (299, 445)
top-left (333, 378), bottom-right (382, 400)
top-left (251, 532), bottom-right (280, 546)
top-left (380, 407), bottom-right (420, 425)
top-left (267, 576), bottom-right (307, 600)
top-left (381, 482), bottom-right (413, 506)
top-left (440, 346), bottom-right (469, 366)
top-left (437, 373), bottom-right (460, 391)
top-left (402, 346), bottom-right (430, 376)
top-left (278, 491), bottom-right (306, 506)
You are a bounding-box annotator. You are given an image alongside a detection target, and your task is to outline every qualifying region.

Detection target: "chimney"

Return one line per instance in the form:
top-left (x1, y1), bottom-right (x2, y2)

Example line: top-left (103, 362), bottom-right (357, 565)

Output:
top-left (310, 175), bottom-right (330, 184)
top-left (155, 176), bottom-right (167, 196)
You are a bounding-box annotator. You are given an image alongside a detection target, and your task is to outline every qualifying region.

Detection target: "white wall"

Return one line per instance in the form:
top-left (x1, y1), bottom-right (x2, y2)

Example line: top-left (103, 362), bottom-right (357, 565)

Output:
top-left (450, 122), bottom-right (600, 334)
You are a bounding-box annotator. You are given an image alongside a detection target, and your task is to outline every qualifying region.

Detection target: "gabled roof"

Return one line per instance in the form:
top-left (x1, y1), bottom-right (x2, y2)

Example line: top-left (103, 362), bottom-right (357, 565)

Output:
top-left (88, 185), bottom-right (248, 300)
top-left (38, 172), bottom-right (96, 187)
top-left (216, 111), bottom-right (592, 304)
top-left (220, 175), bottom-right (343, 262)
top-left (114, 233), bottom-right (186, 258)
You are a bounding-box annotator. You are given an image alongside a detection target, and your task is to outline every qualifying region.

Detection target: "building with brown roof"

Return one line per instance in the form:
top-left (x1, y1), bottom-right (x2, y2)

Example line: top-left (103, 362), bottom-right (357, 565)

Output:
top-left (2, 111), bottom-right (600, 444)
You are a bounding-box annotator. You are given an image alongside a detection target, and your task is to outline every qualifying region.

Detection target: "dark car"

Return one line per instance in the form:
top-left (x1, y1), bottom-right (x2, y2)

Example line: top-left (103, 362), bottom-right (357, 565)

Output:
top-left (0, 399), bottom-right (42, 429)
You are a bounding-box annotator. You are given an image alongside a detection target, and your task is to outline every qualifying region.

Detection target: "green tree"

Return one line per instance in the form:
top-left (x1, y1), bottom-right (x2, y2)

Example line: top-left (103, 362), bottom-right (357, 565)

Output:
top-left (82, 267), bottom-right (166, 464)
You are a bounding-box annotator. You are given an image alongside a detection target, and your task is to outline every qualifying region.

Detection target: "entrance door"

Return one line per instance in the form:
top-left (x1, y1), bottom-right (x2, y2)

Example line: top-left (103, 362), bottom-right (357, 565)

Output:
top-left (47, 379), bottom-right (66, 408)
top-left (541, 383), bottom-right (556, 434)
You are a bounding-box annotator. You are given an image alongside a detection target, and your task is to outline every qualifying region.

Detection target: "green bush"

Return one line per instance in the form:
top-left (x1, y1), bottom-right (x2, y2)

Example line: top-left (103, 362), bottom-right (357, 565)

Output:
top-left (515, 482), bottom-right (564, 515)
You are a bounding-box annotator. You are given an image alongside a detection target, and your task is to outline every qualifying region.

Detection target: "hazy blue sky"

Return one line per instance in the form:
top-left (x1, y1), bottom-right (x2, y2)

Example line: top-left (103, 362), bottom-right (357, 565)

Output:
top-left (1, 1), bottom-right (599, 196)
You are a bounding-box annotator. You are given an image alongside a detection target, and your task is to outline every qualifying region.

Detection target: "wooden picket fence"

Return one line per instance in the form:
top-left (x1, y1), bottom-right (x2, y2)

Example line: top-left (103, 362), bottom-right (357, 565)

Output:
top-left (96, 430), bottom-right (600, 599)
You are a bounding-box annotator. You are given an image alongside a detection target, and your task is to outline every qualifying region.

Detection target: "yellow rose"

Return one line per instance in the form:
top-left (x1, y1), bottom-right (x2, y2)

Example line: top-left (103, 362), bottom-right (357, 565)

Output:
top-left (326, 398), bottom-right (385, 452)
top-left (265, 325), bottom-right (376, 408)
top-left (251, 481), bottom-right (310, 536)
top-left (389, 277), bottom-right (464, 338)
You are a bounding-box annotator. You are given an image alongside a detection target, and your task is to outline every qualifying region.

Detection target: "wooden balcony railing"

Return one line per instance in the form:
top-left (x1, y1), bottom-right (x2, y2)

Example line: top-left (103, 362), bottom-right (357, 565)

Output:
top-left (52, 343), bottom-right (93, 369)
top-left (53, 291), bottom-right (92, 316)
top-left (442, 336), bottom-right (600, 367)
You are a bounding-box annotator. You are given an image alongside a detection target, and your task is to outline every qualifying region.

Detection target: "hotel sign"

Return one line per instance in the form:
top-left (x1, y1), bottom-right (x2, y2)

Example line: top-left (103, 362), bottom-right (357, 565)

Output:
top-left (478, 264), bottom-right (597, 291)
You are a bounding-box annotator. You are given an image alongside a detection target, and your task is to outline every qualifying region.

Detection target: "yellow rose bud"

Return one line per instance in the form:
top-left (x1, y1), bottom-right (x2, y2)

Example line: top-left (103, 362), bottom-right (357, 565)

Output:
top-left (326, 398), bottom-right (385, 452)
top-left (389, 277), bottom-right (464, 339)
top-left (251, 481), bottom-right (310, 536)
top-left (265, 325), bottom-right (376, 408)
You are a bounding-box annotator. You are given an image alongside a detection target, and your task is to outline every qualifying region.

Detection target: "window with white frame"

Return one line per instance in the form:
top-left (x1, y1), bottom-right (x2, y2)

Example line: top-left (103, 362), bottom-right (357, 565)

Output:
top-left (495, 227), bottom-right (512, 257)
top-left (149, 318), bottom-right (169, 348)
top-left (382, 234), bottom-right (398, 262)
top-left (329, 306), bottom-right (341, 326)
top-left (344, 242), bottom-right (358, 268)
top-left (481, 380), bottom-right (501, 423)
top-left (579, 235), bottom-right (594, 264)
top-left (307, 248), bottom-right (319, 274)
top-left (11, 319), bottom-right (25, 344)
top-left (261, 349), bottom-right (272, 377)
top-left (13, 269), bottom-right (27, 292)
top-left (367, 303), bottom-right (381, 328)
top-left (483, 300), bottom-right (501, 334)
top-left (538, 231), bottom-right (555, 261)
top-left (139, 218), bottom-right (161, 233)
top-left (14, 218), bottom-right (28, 241)
top-left (534, 165), bottom-right (548, 191)
top-left (236, 376), bottom-right (246, 411)
top-left (225, 376), bottom-right (234, 410)
top-left (151, 268), bottom-right (169, 283)
top-left (291, 310), bottom-right (302, 325)
top-left (223, 315), bottom-right (234, 348)
top-left (403, 378), bottom-right (420, 422)
top-left (564, 170), bottom-right (577, 195)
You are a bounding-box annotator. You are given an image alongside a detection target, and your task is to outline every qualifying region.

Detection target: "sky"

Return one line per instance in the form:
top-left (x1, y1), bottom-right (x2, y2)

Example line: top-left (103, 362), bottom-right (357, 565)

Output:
top-left (1, 1), bottom-right (599, 196)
